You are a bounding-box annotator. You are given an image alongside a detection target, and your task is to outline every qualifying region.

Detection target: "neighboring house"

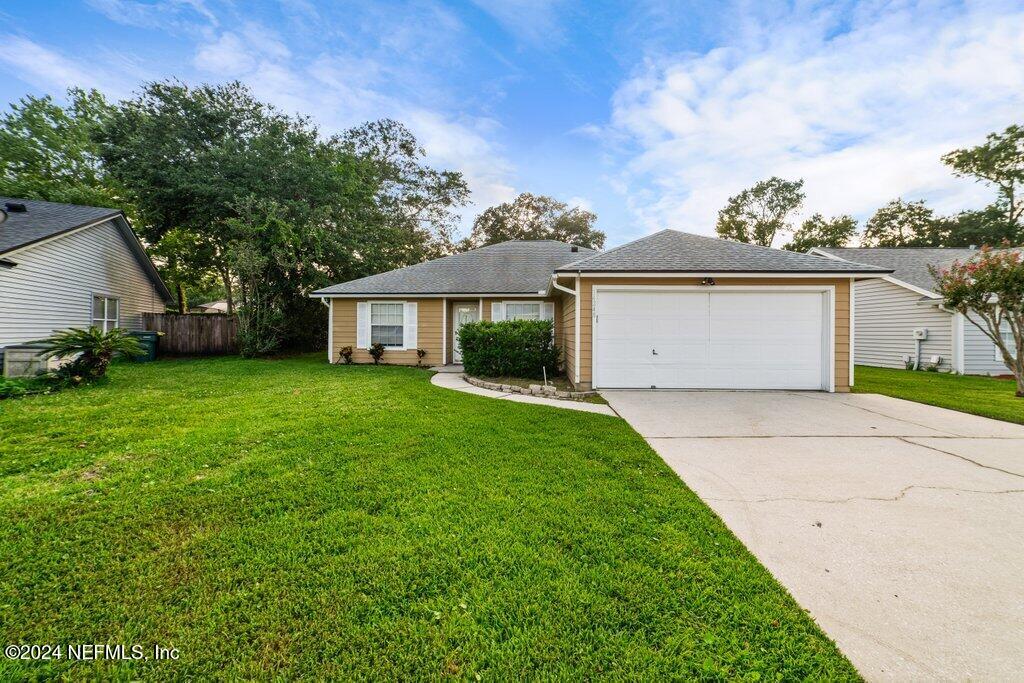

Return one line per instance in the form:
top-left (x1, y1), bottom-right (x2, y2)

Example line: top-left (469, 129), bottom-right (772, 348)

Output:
top-left (195, 300), bottom-right (229, 313)
top-left (810, 247), bottom-right (1013, 375)
top-left (0, 197), bottom-right (172, 374)
top-left (312, 231), bottom-right (889, 392)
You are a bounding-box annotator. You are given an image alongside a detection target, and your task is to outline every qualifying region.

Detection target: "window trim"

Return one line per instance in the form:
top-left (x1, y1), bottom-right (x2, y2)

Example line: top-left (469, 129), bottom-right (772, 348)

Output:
top-left (501, 300), bottom-right (543, 321)
top-left (91, 293), bottom-right (120, 333)
top-left (368, 300), bottom-right (407, 350)
top-left (997, 329), bottom-right (1016, 361)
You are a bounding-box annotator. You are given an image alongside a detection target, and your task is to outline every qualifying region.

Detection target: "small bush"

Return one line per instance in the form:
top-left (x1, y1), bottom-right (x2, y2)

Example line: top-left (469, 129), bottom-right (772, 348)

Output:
top-left (368, 343), bottom-right (385, 365)
top-left (460, 320), bottom-right (559, 379)
top-left (416, 349), bottom-right (427, 366)
top-left (338, 345), bottom-right (354, 364)
top-left (36, 327), bottom-right (144, 381)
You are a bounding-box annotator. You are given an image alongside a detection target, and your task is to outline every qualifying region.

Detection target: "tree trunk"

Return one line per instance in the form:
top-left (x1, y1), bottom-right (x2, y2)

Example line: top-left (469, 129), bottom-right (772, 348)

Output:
top-left (222, 270), bottom-right (234, 315)
top-left (176, 282), bottom-right (188, 314)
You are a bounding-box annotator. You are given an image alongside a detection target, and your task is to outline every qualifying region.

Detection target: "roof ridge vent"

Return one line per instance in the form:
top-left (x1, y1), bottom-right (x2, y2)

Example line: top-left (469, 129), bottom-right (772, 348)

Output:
top-left (4, 201), bottom-right (27, 212)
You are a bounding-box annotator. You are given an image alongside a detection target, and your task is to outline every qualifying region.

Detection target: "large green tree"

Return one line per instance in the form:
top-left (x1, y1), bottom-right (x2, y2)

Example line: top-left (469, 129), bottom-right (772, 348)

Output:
top-left (943, 123), bottom-right (1024, 242)
top-left (716, 177), bottom-right (805, 247)
top-left (783, 213), bottom-right (857, 252)
top-left (466, 192), bottom-right (604, 249)
top-left (861, 199), bottom-right (939, 247)
top-left (0, 88), bottom-right (128, 212)
top-left (97, 81), bottom-right (468, 350)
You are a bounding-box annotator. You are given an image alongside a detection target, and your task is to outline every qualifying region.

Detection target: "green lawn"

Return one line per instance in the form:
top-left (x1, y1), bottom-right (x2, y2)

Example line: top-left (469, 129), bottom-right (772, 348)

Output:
top-left (0, 356), bottom-right (856, 680)
top-left (854, 365), bottom-right (1024, 424)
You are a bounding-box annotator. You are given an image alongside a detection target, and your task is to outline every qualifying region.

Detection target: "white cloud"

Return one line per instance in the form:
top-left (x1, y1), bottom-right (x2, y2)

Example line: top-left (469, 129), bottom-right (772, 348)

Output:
top-left (566, 195), bottom-right (593, 211)
top-left (469, 0), bottom-right (565, 45)
top-left (0, 35), bottom-right (131, 97)
top-left (606, 0), bottom-right (1024, 239)
top-left (194, 32), bottom-right (255, 75)
top-left (86, 0), bottom-right (217, 31)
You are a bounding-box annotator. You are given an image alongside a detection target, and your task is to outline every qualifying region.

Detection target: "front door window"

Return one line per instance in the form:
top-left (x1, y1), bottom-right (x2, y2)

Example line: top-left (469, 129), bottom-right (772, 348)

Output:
top-left (453, 304), bottom-right (479, 363)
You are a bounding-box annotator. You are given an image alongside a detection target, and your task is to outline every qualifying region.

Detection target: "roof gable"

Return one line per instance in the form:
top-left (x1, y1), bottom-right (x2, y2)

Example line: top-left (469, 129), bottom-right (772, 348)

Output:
top-left (556, 230), bottom-right (891, 274)
top-left (0, 196), bottom-right (173, 304)
top-left (813, 247), bottom-right (979, 294)
top-left (313, 240), bottom-right (598, 296)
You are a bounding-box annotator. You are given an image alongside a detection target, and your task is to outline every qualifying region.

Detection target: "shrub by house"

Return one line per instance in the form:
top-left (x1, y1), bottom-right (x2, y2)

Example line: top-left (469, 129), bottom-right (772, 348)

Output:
top-left (459, 319), bottom-right (560, 380)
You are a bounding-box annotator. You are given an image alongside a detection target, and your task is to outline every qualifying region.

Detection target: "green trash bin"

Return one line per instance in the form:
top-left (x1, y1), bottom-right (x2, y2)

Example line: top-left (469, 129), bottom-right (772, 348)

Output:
top-left (129, 331), bottom-right (159, 362)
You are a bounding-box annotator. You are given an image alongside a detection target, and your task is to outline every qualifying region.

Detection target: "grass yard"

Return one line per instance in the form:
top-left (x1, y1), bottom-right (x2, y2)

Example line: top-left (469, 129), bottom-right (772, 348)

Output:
top-left (0, 355), bottom-right (856, 680)
top-left (854, 365), bottom-right (1024, 425)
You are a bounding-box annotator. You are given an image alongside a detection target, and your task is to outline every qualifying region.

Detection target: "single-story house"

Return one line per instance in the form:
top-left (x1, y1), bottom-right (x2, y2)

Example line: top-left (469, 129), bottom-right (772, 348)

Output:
top-left (0, 197), bottom-right (172, 376)
top-left (312, 230), bottom-right (890, 392)
top-left (810, 247), bottom-right (1013, 375)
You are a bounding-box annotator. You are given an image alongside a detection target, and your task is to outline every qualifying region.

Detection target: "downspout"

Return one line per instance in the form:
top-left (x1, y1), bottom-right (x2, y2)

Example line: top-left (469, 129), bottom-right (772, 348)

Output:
top-left (551, 274), bottom-right (580, 385)
top-left (321, 297), bottom-right (332, 363)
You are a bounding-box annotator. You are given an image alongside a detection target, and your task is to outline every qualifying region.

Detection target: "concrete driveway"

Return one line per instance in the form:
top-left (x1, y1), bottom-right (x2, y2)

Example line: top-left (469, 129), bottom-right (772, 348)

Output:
top-left (603, 390), bottom-right (1024, 680)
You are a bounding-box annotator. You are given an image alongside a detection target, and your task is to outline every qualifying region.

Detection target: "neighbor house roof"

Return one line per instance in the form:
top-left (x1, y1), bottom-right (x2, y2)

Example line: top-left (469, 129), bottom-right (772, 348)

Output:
top-left (812, 247), bottom-right (979, 295)
top-left (313, 240), bottom-right (598, 296)
top-left (555, 230), bottom-right (892, 274)
top-left (0, 196), bottom-right (173, 304)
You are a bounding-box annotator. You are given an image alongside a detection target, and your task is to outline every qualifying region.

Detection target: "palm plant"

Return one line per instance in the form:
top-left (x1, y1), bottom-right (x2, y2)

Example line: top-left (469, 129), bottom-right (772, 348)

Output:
top-left (36, 327), bottom-right (144, 383)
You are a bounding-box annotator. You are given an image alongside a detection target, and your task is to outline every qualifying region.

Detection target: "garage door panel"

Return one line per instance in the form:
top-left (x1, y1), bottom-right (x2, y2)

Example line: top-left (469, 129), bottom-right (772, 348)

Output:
top-left (594, 289), bottom-right (828, 390)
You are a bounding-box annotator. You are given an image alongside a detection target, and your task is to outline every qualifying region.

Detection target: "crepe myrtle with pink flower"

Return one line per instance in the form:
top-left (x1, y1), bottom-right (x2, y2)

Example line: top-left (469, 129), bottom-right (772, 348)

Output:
top-left (932, 245), bottom-right (1024, 396)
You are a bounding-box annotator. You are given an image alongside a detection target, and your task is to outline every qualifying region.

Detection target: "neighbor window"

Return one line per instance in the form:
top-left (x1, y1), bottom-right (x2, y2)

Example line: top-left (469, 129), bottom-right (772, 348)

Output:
top-left (371, 302), bottom-right (404, 347)
top-left (504, 302), bottom-right (541, 320)
top-left (92, 295), bottom-right (119, 333)
top-left (997, 329), bottom-right (1016, 361)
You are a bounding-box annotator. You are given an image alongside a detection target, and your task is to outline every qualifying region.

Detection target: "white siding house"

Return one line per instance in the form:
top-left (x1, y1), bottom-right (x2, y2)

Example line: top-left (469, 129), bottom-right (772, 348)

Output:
top-left (853, 278), bottom-right (953, 370)
top-left (813, 247), bottom-right (1013, 376)
top-left (0, 198), bottom-right (171, 372)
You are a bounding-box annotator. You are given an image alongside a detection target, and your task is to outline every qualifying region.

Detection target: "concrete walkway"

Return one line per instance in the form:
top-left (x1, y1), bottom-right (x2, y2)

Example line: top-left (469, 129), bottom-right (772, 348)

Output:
top-left (430, 371), bottom-right (617, 416)
top-left (604, 390), bottom-right (1024, 681)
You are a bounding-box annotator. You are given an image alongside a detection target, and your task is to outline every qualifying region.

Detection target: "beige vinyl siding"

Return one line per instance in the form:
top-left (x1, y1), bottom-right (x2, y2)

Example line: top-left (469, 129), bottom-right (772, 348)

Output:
top-left (562, 291), bottom-right (576, 380)
top-left (576, 276), bottom-right (852, 392)
top-left (0, 219), bottom-right (165, 347)
top-left (962, 315), bottom-right (1013, 375)
top-left (334, 297), bottom-right (565, 367)
top-left (331, 298), bottom-right (443, 365)
top-left (853, 279), bottom-right (953, 371)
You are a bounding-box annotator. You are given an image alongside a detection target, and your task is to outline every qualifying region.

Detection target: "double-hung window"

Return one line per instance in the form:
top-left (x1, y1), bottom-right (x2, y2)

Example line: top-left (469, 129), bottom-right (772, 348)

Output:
top-left (92, 295), bottom-right (119, 332)
top-left (504, 302), bottom-right (542, 320)
top-left (370, 302), bottom-right (404, 348)
top-left (997, 329), bottom-right (1016, 361)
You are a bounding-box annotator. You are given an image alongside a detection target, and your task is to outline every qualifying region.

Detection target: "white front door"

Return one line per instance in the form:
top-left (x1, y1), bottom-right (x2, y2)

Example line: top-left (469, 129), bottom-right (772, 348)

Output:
top-left (593, 289), bottom-right (828, 390)
top-left (452, 303), bottom-right (479, 363)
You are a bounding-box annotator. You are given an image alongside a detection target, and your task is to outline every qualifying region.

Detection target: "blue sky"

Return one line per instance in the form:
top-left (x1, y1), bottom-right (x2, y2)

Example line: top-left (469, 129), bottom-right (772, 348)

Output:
top-left (2, 0), bottom-right (1023, 247)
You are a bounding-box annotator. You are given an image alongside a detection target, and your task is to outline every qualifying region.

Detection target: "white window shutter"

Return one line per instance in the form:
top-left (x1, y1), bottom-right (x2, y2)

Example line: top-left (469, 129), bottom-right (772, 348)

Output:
top-left (491, 302), bottom-right (503, 321)
top-left (541, 302), bottom-right (554, 321)
top-left (356, 302), bottom-right (369, 349)
top-left (404, 302), bottom-right (418, 349)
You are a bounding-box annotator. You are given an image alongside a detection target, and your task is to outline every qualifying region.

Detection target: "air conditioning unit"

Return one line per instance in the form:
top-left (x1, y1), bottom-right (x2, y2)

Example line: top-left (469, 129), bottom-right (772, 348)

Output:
top-left (912, 328), bottom-right (928, 340)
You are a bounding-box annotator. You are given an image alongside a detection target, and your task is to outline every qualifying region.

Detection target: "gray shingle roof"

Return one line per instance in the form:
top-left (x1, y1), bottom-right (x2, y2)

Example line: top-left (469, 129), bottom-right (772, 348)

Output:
top-left (0, 196), bottom-right (173, 304)
top-left (0, 196), bottom-right (121, 254)
top-left (313, 240), bottom-right (598, 295)
top-left (555, 230), bottom-right (892, 274)
top-left (814, 247), bottom-right (979, 294)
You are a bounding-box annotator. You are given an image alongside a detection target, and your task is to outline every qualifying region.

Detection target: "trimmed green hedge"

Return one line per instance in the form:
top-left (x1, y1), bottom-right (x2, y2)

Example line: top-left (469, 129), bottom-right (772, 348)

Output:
top-left (459, 319), bottom-right (560, 379)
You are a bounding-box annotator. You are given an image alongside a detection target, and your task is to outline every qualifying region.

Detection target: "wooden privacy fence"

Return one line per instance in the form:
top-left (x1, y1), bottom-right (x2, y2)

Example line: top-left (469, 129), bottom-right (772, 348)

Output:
top-left (143, 313), bottom-right (238, 356)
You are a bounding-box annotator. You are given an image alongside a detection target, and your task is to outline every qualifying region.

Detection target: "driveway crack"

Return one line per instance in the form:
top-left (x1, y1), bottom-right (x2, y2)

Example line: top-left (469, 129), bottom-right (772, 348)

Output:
top-left (705, 485), bottom-right (1024, 505)
top-left (897, 437), bottom-right (1024, 480)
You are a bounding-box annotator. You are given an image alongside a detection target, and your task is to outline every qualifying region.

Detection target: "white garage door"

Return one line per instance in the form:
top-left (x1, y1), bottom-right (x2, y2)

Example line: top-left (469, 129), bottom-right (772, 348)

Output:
top-left (593, 289), bottom-right (828, 390)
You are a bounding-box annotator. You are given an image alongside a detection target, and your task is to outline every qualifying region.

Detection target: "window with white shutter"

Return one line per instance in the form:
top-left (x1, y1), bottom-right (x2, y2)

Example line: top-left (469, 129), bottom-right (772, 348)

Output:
top-left (370, 302), bottom-right (404, 347)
